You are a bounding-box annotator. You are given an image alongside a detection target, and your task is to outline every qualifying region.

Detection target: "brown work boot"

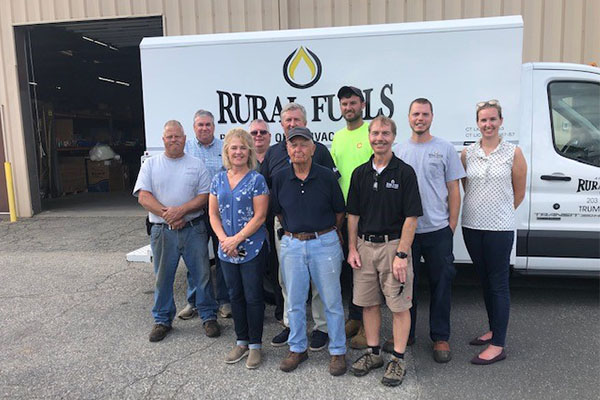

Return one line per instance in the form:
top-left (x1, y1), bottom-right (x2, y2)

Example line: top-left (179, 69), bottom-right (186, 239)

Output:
top-left (280, 351), bottom-right (308, 372)
top-left (345, 319), bottom-right (361, 338)
top-left (203, 320), bottom-right (221, 338)
top-left (329, 355), bottom-right (347, 376)
top-left (433, 340), bottom-right (452, 363)
top-left (349, 325), bottom-right (368, 349)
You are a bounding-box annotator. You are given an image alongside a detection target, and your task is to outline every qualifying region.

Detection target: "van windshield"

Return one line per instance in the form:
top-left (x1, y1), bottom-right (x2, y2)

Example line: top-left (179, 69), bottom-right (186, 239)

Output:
top-left (549, 81), bottom-right (600, 167)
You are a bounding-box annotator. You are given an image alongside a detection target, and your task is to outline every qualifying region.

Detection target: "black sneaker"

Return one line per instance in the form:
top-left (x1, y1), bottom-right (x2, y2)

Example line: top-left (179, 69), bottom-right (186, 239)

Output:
top-left (271, 327), bottom-right (290, 347)
top-left (309, 330), bottom-right (328, 351)
top-left (149, 324), bottom-right (172, 342)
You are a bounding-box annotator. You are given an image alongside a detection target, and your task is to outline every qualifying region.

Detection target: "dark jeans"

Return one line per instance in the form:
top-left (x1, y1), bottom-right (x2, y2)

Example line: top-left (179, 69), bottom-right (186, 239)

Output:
top-left (462, 227), bottom-right (513, 347)
top-left (186, 219), bottom-right (230, 307)
top-left (266, 215), bottom-right (284, 320)
top-left (221, 242), bottom-right (268, 347)
top-left (409, 225), bottom-right (456, 342)
top-left (340, 218), bottom-right (363, 321)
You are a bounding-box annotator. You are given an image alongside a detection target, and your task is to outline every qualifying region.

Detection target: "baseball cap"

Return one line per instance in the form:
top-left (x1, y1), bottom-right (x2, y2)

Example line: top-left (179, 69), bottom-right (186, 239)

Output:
top-left (337, 86), bottom-right (365, 102)
top-left (287, 127), bottom-right (313, 141)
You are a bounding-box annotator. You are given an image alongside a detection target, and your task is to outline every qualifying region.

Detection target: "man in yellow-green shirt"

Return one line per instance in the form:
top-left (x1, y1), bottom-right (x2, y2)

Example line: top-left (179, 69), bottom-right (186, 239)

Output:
top-left (331, 86), bottom-right (373, 350)
top-left (331, 86), bottom-right (373, 201)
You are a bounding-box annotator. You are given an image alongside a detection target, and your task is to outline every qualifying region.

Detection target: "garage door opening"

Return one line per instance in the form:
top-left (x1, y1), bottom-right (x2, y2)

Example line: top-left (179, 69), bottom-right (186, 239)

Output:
top-left (15, 17), bottom-right (162, 215)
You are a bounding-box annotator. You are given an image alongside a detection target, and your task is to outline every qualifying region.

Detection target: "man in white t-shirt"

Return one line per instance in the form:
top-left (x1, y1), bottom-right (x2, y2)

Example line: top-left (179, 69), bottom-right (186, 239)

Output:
top-left (390, 98), bottom-right (465, 363)
top-left (133, 120), bottom-right (220, 342)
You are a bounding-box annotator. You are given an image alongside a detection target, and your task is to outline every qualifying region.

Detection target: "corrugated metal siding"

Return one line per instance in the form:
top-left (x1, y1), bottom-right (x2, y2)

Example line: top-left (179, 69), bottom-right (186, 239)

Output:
top-left (0, 0), bottom-right (598, 216)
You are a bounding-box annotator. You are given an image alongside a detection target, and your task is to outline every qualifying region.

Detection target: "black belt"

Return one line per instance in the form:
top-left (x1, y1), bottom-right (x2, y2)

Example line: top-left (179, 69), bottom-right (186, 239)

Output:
top-left (151, 215), bottom-right (204, 230)
top-left (360, 233), bottom-right (401, 243)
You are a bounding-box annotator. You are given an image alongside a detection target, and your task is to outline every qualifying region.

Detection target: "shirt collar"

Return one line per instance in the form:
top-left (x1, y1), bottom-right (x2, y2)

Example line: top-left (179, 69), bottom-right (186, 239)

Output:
top-left (197, 137), bottom-right (217, 148)
top-left (288, 160), bottom-right (316, 181)
top-left (368, 153), bottom-right (399, 172)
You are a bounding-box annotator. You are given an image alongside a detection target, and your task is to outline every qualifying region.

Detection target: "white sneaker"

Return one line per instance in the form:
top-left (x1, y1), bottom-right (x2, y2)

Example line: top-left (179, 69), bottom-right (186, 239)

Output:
top-left (219, 303), bottom-right (232, 318)
top-left (177, 304), bottom-right (197, 320)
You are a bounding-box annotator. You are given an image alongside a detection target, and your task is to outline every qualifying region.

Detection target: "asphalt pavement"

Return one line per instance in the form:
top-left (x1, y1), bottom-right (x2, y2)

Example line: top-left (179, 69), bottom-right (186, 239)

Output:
top-left (0, 215), bottom-right (598, 399)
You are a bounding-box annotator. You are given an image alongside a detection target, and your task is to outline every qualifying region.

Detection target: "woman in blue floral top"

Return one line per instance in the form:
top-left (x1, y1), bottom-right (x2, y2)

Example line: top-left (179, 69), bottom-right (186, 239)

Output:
top-left (209, 128), bottom-right (269, 369)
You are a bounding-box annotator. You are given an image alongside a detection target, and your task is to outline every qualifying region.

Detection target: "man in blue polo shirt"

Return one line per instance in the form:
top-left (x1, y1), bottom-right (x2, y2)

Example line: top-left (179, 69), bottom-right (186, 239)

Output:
top-left (260, 103), bottom-right (338, 351)
top-left (272, 127), bottom-right (347, 376)
top-left (178, 110), bottom-right (231, 322)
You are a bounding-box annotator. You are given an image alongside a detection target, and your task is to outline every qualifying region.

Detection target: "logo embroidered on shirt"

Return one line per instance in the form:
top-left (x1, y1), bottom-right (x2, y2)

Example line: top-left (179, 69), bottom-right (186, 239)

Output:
top-left (428, 151), bottom-right (443, 159)
top-left (385, 179), bottom-right (399, 189)
top-left (357, 142), bottom-right (363, 149)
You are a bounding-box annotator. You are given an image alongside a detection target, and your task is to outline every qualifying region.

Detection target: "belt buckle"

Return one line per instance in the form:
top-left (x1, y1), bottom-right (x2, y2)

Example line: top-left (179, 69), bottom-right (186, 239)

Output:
top-left (367, 234), bottom-right (376, 242)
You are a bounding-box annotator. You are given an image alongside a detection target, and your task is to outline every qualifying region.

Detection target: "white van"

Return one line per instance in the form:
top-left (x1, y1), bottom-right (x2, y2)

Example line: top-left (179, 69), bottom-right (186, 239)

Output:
top-left (139, 16), bottom-right (599, 275)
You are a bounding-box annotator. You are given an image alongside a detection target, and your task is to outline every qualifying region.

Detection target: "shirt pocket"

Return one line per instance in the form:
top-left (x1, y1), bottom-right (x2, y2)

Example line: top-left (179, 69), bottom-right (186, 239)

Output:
top-left (426, 160), bottom-right (445, 181)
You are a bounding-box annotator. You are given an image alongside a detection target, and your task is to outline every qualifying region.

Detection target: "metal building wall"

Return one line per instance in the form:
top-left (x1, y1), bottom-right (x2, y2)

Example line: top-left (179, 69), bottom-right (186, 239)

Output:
top-left (0, 0), bottom-right (598, 216)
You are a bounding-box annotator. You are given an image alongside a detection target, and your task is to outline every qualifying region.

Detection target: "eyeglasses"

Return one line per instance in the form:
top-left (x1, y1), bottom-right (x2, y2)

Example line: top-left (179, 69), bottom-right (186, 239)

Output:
top-left (372, 171), bottom-right (379, 191)
top-left (250, 130), bottom-right (269, 136)
top-left (476, 99), bottom-right (500, 109)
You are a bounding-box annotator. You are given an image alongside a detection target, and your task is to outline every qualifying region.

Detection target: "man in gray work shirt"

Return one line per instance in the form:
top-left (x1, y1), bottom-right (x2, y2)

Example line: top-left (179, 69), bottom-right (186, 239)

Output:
top-left (390, 98), bottom-right (465, 363)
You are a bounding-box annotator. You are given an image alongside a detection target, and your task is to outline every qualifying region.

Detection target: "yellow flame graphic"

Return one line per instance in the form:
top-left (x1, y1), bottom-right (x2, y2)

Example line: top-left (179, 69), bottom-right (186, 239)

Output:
top-left (288, 47), bottom-right (316, 80)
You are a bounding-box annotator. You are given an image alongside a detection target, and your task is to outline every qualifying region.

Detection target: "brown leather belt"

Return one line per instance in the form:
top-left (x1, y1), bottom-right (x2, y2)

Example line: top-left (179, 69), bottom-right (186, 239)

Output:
top-left (284, 226), bottom-right (336, 241)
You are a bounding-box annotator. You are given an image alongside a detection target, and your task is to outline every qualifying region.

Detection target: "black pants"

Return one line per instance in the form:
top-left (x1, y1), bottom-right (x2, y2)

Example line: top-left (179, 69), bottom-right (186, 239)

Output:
top-left (265, 215), bottom-right (284, 320)
top-left (409, 226), bottom-right (456, 342)
top-left (462, 227), bottom-right (513, 347)
top-left (340, 218), bottom-right (362, 321)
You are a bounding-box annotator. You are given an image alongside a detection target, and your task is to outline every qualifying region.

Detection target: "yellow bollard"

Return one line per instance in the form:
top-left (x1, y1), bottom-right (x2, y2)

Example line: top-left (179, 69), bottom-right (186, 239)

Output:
top-left (4, 162), bottom-right (17, 222)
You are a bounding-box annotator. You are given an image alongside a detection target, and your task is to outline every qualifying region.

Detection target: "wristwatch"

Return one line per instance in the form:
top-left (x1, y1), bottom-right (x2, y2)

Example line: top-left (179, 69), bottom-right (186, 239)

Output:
top-left (396, 251), bottom-right (408, 259)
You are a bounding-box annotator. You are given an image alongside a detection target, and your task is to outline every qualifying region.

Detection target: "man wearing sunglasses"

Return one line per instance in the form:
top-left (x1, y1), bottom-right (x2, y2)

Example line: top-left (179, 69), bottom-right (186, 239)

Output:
top-left (390, 98), bottom-right (465, 364)
top-left (249, 119), bottom-right (272, 170)
top-left (346, 116), bottom-right (422, 387)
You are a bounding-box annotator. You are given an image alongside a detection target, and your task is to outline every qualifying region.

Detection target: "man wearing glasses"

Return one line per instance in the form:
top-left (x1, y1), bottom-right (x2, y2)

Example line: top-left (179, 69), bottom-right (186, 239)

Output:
top-left (390, 98), bottom-right (465, 363)
top-left (249, 119), bottom-right (272, 170)
top-left (346, 116), bottom-right (422, 387)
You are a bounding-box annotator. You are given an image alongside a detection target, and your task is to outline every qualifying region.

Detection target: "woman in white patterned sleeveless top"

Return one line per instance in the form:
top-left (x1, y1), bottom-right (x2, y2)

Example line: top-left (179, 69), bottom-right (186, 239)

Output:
top-left (460, 100), bottom-right (527, 365)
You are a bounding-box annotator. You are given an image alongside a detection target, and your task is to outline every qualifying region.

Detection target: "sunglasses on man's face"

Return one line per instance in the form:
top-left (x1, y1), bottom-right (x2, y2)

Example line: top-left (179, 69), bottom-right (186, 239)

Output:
top-left (372, 171), bottom-right (379, 192)
top-left (250, 130), bottom-right (269, 136)
top-left (476, 99), bottom-right (500, 109)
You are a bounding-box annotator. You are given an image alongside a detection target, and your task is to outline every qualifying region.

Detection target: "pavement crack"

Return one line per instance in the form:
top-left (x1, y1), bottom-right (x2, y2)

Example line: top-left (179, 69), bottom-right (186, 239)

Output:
top-left (105, 341), bottom-right (218, 399)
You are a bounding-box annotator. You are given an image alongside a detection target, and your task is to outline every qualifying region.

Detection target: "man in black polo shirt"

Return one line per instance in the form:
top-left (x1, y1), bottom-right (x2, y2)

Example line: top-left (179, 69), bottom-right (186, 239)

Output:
top-left (271, 127), bottom-right (347, 376)
top-left (346, 116), bottom-right (422, 387)
top-left (260, 102), bottom-right (337, 351)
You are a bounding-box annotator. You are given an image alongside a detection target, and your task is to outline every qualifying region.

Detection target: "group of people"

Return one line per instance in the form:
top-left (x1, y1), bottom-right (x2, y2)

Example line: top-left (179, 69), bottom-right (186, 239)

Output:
top-left (132, 86), bottom-right (527, 386)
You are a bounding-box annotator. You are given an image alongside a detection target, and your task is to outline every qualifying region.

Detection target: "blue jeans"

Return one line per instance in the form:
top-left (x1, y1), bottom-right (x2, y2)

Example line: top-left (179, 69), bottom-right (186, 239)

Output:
top-left (280, 230), bottom-right (346, 355)
top-left (462, 227), bottom-right (514, 347)
top-left (186, 222), bottom-right (230, 307)
top-left (150, 222), bottom-right (217, 325)
top-left (409, 226), bottom-right (456, 342)
top-left (221, 242), bottom-right (267, 349)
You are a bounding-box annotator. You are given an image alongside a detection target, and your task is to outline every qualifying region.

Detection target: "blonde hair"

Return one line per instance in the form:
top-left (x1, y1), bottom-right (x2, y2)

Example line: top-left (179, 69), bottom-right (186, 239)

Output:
top-left (222, 128), bottom-right (257, 170)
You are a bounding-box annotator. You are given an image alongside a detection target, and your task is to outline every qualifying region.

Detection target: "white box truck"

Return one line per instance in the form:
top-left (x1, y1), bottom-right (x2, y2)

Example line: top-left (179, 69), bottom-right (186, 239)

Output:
top-left (139, 16), bottom-right (600, 276)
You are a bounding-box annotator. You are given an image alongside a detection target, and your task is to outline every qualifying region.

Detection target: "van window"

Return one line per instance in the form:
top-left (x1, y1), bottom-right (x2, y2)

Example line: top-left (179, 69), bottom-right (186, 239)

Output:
top-left (548, 81), bottom-right (600, 167)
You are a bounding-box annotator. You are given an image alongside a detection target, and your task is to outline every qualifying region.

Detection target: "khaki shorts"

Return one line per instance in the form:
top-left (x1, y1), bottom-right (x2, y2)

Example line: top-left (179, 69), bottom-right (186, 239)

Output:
top-left (353, 238), bottom-right (413, 313)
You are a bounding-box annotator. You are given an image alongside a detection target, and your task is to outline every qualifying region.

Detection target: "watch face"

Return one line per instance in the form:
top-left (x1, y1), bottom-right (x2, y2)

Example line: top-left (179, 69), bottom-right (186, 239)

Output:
top-left (396, 251), bottom-right (408, 259)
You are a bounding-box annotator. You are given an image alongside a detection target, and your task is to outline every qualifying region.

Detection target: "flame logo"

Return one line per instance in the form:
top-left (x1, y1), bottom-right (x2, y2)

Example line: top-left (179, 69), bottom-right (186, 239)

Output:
top-left (282, 46), bottom-right (322, 89)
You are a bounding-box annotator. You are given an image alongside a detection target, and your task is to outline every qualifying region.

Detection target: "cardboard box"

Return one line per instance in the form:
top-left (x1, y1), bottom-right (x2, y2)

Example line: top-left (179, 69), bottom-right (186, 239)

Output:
top-left (86, 159), bottom-right (127, 192)
top-left (59, 157), bottom-right (86, 193)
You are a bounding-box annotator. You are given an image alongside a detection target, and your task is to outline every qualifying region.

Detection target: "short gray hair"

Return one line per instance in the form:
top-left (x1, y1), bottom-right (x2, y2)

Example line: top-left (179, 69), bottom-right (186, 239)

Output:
top-left (163, 120), bottom-right (184, 132)
top-left (249, 119), bottom-right (269, 131)
top-left (193, 109), bottom-right (214, 123)
top-left (281, 103), bottom-right (307, 123)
